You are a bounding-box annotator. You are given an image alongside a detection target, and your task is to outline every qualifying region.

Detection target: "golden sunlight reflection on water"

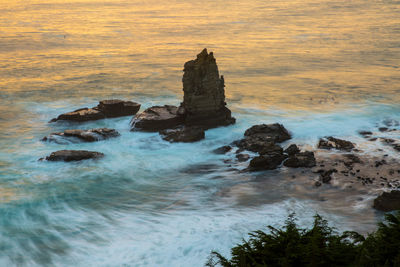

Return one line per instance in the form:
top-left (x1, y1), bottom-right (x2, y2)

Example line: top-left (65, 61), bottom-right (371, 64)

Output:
top-left (0, 0), bottom-right (399, 111)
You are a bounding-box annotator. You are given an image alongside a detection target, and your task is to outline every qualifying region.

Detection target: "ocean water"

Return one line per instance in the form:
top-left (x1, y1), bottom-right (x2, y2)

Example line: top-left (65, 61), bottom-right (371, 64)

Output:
top-left (1, 0), bottom-right (400, 266)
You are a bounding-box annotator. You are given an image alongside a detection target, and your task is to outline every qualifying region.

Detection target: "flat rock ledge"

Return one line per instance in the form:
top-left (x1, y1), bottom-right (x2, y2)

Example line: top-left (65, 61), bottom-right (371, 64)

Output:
top-left (42, 128), bottom-right (119, 143)
top-left (41, 150), bottom-right (104, 162)
top-left (130, 105), bottom-right (184, 132)
top-left (160, 127), bottom-right (205, 143)
top-left (50, 99), bottom-right (140, 122)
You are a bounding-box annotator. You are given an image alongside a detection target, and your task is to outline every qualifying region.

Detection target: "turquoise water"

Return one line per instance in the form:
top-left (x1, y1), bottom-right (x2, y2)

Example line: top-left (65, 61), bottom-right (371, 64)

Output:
top-left (1, 0), bottom-right (400, 266)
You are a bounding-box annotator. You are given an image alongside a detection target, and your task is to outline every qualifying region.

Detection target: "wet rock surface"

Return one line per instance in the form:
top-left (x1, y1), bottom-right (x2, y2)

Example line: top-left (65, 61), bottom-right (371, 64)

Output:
top-left (213, 146), bottom-right (232, 154)
top-left (50, 100), bottom-right (140, 122)
top-left (373, 191), bottom-right (400, 211)
top-left (249, 152), bottom-right (286, 170)
top-left (283, 151), bottom-right (316, 168)
top-left (180, 48), bottom-right (235, 129)
top-left (42, 128), bottom-right (120, 143)
top-left (131, 105), bottom-right (184, 132)
top-left (42, 150), bottom-right (104, 162)
top-left (284, 144), bottom-right (300, 156)
top-left (318, 136), bottom-right (355, 151)
top-left (160, 127), bottom-right (205, 143)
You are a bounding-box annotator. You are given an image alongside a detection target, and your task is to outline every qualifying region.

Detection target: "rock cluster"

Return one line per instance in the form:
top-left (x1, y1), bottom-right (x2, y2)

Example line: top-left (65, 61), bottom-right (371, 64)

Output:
top-left (131, 49), bottom-right (235, 135)
top-left (318, 136), bottom-right (355, 151)
top-left (50, 99), bottom-right (140, 122)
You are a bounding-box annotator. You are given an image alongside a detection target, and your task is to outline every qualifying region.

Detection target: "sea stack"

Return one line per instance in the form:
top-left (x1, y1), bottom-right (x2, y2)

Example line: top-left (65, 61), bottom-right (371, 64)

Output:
top-left (131, 49), bottom-right (235, 131)
top-left (180, 48), bottom-right (235, 128)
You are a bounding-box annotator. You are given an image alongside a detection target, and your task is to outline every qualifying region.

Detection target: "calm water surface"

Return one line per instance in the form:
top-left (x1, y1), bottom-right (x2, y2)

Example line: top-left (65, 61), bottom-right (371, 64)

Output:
top-left (0, 0), bottom-right (400, 266)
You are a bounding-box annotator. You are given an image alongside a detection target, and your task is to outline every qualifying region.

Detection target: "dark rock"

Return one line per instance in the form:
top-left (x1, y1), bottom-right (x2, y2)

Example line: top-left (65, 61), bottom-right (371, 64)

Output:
top-left (213, 146), bottom-right (232, 154)
top-left (320, 169), bottom-right (337, 184)
top-left (373, 190), bottom-right (400, 211)
top-left (160, 127), bottom-right (205, 143)
top-left (381, 138), bottom-right (396, 144)
top-left (236, 153), bottom-right (250, 162)
top-left (42, 128), bottom-right (119, 143)
top-left (259, 143), bottom-right (284, 155)
top-left (179, 48), bottom-right (235, 129)
top-left (318, 136), bottom-right (355, 151)
top-left (43, 150), bottom-right (104, 162)
top-left (50, 100), bottom-right (140, 122)
top-left (283, 151), bottom-right (316, 168)
top-left (131, 105), bottom-right (184, 132)
top-left (379, 127), bottom-right (389, 132)
top-left (97, 99), bottom-right (141, 118)
top-left (249, 152), bottom-right (286, 170)
top-left (284, 144), bottom-right (300, 156)
top-left (392, 144), bottom-right (400, 152)
top-left (315, 181), bottom-right (322, 187)
top-left (244, 123), bottom-right (291, 143)
top-left (358, 130), bottom-right (373, 137)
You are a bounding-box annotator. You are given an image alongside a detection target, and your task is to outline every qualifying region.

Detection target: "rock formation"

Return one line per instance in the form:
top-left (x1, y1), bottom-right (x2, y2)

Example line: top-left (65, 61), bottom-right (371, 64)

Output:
top-left (130, 49), bottom-right (235, 133)
top-left (373, 191), bottom-right (400, 211)
top-left (179, 48), bottom-right (235, 128)
top-left (42, 128), bottom-right (120, 143)
top-left (41, 150), bottom-right (104, 162)
top-left (50, 99), bottom-right (140, 122)
top-left (318, 136), bottom-right (355, 151)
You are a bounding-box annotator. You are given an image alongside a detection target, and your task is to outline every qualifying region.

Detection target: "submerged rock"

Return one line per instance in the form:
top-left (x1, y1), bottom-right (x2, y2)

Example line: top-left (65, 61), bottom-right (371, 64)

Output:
top-left (50, 100), bottom-right (140, 122)
top-left (318, 137), bottom-right (355, 151)
top-left (160, 127), bottom-right (205, 143)
top-left (179, 48), bottom-right (235, 129)
top-left (131, 105), bottom-right (184, 132)
top-left (42, 128), bottom-right (120, 143)
top-left (213, 145), bottom-right (232, 154)
top-left (236, 153), bottom-right (250, 162)
top-left (283, 151), bottom-right (316, 168)
top-left (42, 150), bottom-right (104, 162)
top-left (373, 190), bottom-right (400, 211)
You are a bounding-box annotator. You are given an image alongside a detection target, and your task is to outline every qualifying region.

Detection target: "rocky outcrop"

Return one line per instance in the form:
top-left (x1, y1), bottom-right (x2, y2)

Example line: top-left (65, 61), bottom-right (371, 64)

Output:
top-left (50, 100), bottom-right (140, 122)
top-left (179, 48), bottom-right (235, 129)
top-left (42, 128), bottom-right (119, 143)
top-left (373, 191), bottom-right (400, 211)
top-left (283, 151), bottom-right (316, 168)
top-left (130, 105), bottom-right (184, 132)
top-left (159, 127), bottom-right (205, 143)
top-left (284, 144), bottom-right (300, 156)
top-left (42, 150), bottom-right (104, 162)
top-left (234, 123), bottom-right (291, 153)
top-left (318, 137), bottom-right (355, 151)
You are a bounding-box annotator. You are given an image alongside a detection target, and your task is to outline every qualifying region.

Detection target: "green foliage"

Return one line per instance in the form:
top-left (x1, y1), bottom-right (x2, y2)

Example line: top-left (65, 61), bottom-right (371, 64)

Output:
top-left (207, 212), bottom-right (400, 267)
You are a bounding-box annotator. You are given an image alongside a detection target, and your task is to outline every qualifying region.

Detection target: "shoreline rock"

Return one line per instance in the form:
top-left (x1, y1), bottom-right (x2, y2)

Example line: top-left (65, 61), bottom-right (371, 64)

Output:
top-left (130, 105), bottom-right (184, 132)
top-left (159, 127), bottom-right (205, 143)
top-left (373, 191), bottom-right (400, 212)
top-left (50, 99), bottom-right (140, 122)
top-left (318, 136), bottom-right (355, 151)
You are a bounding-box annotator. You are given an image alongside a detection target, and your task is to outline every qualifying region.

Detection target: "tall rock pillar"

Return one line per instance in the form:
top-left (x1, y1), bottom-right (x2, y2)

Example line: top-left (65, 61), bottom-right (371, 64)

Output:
top-left (180, 48), bottom-right (235, 128)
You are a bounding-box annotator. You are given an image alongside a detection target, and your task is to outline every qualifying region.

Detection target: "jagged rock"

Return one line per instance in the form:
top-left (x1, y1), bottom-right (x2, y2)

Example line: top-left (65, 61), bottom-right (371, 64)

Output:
top-left (42, 128), bottom-right (120, 143)
top-left (373, 190), bottom-right (400, 211)
top-left (236, 153), bottom-right (250, 162)
top-left (249, 152), bottom-right (286, 170)
top-left (259, 143), bottom-right (284, 155)
top-left (318, 137), bottom-right (355, 151)
top-left (160, 127), bottom-right (205, 143)
top-left (284, 144), bottom-right (300, 156)
top-left (179, 48), bottom-right (235, 129)
top-left (358, 131), bottom-right (373, 138)
top-left (131, 105), bottom-right (184, 132)
top-left (213, 146), bottom-right (232, 154)
top-left (50, 100), bottom-right (140, 122)
top-left (283, 151), bottom-right (316, 168)
top-left (42, 150), bottom-right (104, 162)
